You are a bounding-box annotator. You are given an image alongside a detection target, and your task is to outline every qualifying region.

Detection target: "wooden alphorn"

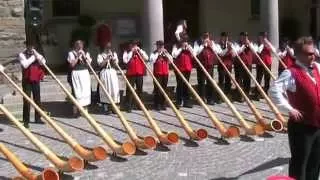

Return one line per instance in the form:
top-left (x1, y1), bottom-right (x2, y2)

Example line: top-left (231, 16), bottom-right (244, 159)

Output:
top-left (211, 46), bottom-right (283, 132)
top-left (0, 68), bottom-right (108, 161)
top-left (114, 60), bottom-right (179, 145)
top-left (188, 46), bottom-right (264, 135)
top-left (0, 143), bottom-right (59, 180)
top-left (231, 46), bottom-right (288, 128)
top-left (85, 59), bottom-right (157, 149)
top-left (41, 63), bottom-right (136, 156)
top-left (264, 40), bottom-right (288, 69)
top-left (248, 44), bottom-right (276, 80)
top-left (0, 104), bottom-right (84, 172)
top-left (168, 49), bottom-right (240, 138)
top-left (140, 51), bottom-right (208, 140)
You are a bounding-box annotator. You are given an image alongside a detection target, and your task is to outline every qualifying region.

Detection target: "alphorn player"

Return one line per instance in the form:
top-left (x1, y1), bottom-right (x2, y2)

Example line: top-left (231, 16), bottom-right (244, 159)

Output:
top-left (216, 32), bottom-right (235, 100)
top-left (234, 32), bottom-right (254, 102)
top-left (269, 36), bottom-right (320, 180)
top-left (174, 19), bottom-right (188, 42)
top-left (67, 40), bottom-right (92, 117)
top-left (277, 38), bottom-right (295, 75)
top-left (97, 42), bottom-right (120, 114)
top-left (123, 40), bottom-right (149, 112)
top-left (18, 40), bottom-right (46, 128)
top-left (150, 40), bottom-right (172, 111)
top-left (194, 32), bottom-right (219, 105)
top-left (172, 34), bottom-right (195, 108)
top-left (253, 32), bottom-right (276, 97)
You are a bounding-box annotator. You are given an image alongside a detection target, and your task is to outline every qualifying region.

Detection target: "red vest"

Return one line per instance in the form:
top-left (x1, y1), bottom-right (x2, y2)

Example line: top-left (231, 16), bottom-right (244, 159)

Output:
top-left (239, 46), bottom-right (253, 66)
top-left (23, 62), bottom-right (44, 83)
top-left (175, 50), bottom-right (193, 72)
top-left (281, 53), bottom-right (295, 69)
top-left (153, 55), bottom-right (169, 76)
top-left (126, 52), bottom-right (145, 76)
top-left (259, 46), bottom-right (272, 66)
top-left (221, 52), bottom-right (233, 69)
top-left (198, 47), bottom-right (216, 69)
top-left (287, 64), bottom-right (320, 128)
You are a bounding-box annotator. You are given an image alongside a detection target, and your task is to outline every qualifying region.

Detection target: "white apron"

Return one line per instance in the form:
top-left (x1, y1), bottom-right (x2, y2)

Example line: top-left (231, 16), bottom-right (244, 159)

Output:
top-left (72, 69), bottom-right (91, 106)
top-left (99, 61), bottom-right (120, 104)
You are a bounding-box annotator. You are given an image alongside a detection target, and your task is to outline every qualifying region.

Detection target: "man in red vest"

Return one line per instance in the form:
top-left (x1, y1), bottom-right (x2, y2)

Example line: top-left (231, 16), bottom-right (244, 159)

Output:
top-left (123, 40), bottom-right (149, 112)
top-left (150, 40), bottom-right (172, 111)
top-left (269, 36), bottom-right (320, 180)
top-left (278, 38), bottom-right (295, 75)
top-left (18, 41), bottom-right (46, 128)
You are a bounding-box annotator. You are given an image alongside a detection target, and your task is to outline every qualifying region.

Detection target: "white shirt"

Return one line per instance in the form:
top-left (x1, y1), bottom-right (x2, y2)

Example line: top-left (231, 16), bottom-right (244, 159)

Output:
top-left (175, 25), bottom-right (184, 41)
top-left (277, 47), bottom-right (294, 58)
top-left (18, 49), bottom-right (46, 69)
top-left (193, 40), bottom-right (221, 55)
top-left (67, 50), bottom-right (92, 64)
top-left (171, 44), bottom-right (196, 59)
top-left (268, 61), bottom-right (320, 113)
top-left (149, 51), bottom-right (173, 64)
top-left (233, 42), bottom-right (255, 54)
top-left (215, 42), bottom-right (236, 57)
top-left (122, 49), bottom-right (149, 64)
top-left (251, 43), bottom-right (276, 54)
top-left (97, 51), bottom-right (119, 66)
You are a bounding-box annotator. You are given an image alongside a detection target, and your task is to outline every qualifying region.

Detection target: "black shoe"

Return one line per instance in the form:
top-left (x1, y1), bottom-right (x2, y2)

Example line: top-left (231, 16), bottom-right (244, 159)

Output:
top-left (23, 122), bottom-right (29, 129)
top-left (155, 105), bottom-right (161, 111)
top-left (35, 120), bottom-right (45, 124)
top-left (207, 100), bottom-right (215, 105)
top-left (160, 104), bottom-right (167, 111)
top-left (183, 103), bottom-right (193, 108)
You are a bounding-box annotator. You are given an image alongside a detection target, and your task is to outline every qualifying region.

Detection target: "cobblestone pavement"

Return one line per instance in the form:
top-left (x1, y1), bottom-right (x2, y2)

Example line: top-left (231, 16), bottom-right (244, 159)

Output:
top-left (0, 87), bottom-right (291, 180)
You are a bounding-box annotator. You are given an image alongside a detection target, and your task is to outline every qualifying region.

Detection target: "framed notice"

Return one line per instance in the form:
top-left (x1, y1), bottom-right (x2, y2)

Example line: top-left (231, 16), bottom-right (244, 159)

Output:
top-left (115, 18), bottom-right (137, 37)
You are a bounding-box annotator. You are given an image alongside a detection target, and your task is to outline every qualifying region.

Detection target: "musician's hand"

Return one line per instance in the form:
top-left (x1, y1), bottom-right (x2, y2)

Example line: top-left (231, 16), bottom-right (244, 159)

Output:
top-left (245, 39), bottom-right (250, 45)
top-left (289, 109), bottom-right (303, 122)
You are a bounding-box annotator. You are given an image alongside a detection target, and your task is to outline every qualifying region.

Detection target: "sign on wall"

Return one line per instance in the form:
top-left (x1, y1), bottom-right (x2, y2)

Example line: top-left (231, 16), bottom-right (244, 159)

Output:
top-left (115, 18), bottom-right (137, 37)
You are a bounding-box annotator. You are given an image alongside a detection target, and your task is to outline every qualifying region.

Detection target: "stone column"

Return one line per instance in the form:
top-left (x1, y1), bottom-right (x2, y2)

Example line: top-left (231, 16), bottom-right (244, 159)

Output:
top-left (142, 0), bottom-right (164, 54)
top-left (261, 0), bottom-right (279, 74)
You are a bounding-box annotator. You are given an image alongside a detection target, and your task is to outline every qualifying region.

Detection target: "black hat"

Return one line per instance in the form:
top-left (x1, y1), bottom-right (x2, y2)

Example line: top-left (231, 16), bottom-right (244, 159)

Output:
top-left (221, 32), bottom-right (228, 37)
top-left (155, 40), bottom-right (164, 46)
top-left (131, 39), bottom-right (140, 45)
top-left (240, 32), bottom-right (249, 36)
top-left (259, 32), bottom-right (268, 37)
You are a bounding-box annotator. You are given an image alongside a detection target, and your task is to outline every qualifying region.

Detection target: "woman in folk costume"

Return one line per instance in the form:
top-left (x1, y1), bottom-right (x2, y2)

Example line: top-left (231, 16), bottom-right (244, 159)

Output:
top-left (172, 34), bottom-right (195, 108)
top-left (67, 40), bottom-right (92, 117)
top-left (97, 42), bottom-right (120, 114)
top-left (278, 38), bottom-right (295, 75)
top-left (123, 40), bottom-right (149, 112)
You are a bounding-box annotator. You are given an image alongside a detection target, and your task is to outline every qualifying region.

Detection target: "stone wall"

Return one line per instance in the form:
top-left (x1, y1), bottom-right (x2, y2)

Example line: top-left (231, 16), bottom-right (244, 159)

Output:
top-left (0, 0), bottom-right (25, 65)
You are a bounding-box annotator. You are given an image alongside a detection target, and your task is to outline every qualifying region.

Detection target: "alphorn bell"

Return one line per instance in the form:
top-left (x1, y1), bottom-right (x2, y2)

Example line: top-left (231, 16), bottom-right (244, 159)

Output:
top-left (0, 67), bottom-right (108, 161)
top-left (140, 51), bottom-right (208, 140)
top-left (188, 45), bottom-right (264, 136)
top-left (0, 143), bottom-right (59, 180)
top-left (0, 104), bottom-right (84, 172)
top-left (168, 48), bottom-right (240, 138)
top-left (41, 63), bottom-right (136, 155)
top-left (114, 57), bottom-right (179, 145)
top-left (264, 40), bottom-right (288, 69)
top-left (231, 46), bottom-right (288, 128)
top-left (211, 46), bottom-right (283, 132)
top-left (84, 58), bottom-right (157, 149)
top-left (248, 44), bottom-right (276, 80)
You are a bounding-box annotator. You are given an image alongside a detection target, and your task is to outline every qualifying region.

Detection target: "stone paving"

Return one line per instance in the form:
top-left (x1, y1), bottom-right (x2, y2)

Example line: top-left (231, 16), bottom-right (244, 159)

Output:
top-left (0, 83), bottom-right (291, 180)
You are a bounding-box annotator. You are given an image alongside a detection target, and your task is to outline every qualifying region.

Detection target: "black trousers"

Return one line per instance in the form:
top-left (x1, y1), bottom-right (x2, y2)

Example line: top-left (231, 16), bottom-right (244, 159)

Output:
top-left (218, 64), bottom-right (232, 95)
top-left (153, 75), bottom-right (168, 106)
top-left (234, 63), bottom-right (252, 95)
top-left (126, 75), bottom-right (143, 109)
top-left (22, 80), bottom-right (41, 124)
top-left (256, 64), bottom-right (271, 92)
top-left (197, 67), bottom-right (214, 101)
top-left (175, 71), bottom-right (191, 105)
top-left (288, 121), bottom-right (320, 180)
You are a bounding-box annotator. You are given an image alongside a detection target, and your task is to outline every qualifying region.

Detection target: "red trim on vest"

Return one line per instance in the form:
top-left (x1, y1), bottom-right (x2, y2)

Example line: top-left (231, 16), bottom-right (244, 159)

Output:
top-left (175, 50), bottom-right (193, 72)
top-left (153, 56), bottom-right (169, 76)
top-left (287, 64), bottom-right (320, 127)
top-left (23, 62), bottom-right (44, 83)
top-left (126, 53), bottom-right (145, 76)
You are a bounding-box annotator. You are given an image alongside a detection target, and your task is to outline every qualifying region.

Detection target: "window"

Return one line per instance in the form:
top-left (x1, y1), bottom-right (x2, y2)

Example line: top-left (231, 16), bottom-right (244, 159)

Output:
top-left (251, 0), bottom-right (260, 18)
top-left (52, 0), bottom-right (80, 17)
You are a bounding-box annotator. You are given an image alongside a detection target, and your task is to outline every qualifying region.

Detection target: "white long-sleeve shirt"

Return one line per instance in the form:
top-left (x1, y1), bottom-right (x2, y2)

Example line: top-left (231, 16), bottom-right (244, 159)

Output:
top-left (18, 49), bottom-right (46, 69)
top-left (251, 43), bottom-right (276, 54)
top-left (277, 48), bottom-right (294, 58)
top-left (149, 51), bottom-right (173, 64)
top-left (233, 42), bottom-right (255, 54)
top-left (122, 49), bottom-right (149, 64)
top-left (171, 44), bottom-right (196, 59)
top-left (268, 60), bottom-right (320, 113)
top-left (193, 40), bottom-right (221, 55)
top-left (67, 50), bottom-right (92, 64)
top-left (97, 51), bottom-right (119, 67)
top-left (175, 25), bottom-right (184, 41)
top-left (215, 43), bottom-right (236, 57)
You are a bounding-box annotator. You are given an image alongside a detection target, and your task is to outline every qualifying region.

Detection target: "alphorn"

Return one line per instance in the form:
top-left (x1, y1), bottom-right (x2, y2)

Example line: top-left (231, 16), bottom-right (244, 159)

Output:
top-left (0, 143), bottom-right (59, 180)
top-left (167, 50), bottom-right (240, 138)
top-left (114, 60), bottom-right (179, 144)
top-left (85, 59), bottom-right (157, 149)
top-left (0, 68), bottom-right (108, 161)
top-left (0, 104), bottom-right (84, 172)
top-left (188, 46), bottom-right (264, 136)
top-left (210, 47), bottom-right (283, 132)
top-left (231, 46), bottom-right (288, 127)
top-left (140, 51), bottom-right (208, 140)
top-left (264, 41), bottom-right (288, 69)
top-left (248, 44), bottom-right (276, 80)
top-left (41, 63), bottom-right (136, 155)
